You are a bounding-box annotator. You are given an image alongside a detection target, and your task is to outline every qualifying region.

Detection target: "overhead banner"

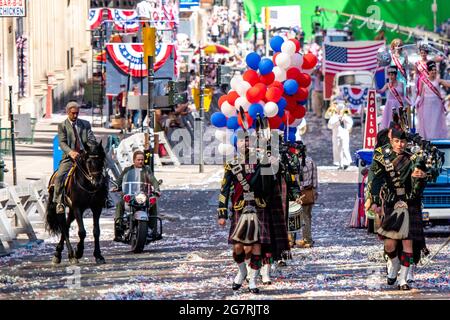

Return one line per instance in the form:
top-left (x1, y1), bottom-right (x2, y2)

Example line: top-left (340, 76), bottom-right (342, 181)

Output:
top-left (107, 9), bottom-right (140, 33)
top-left (0, 0), bottom-right (26, 17)
top-left (88, 8), bottom-right (105, 30)
top-left (363, 90), bottom-right (378, 149)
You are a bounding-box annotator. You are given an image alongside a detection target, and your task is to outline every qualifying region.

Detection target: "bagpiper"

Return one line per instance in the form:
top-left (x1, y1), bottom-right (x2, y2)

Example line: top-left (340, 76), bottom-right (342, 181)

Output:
top-left (366, 127), bottom-right (428, 290)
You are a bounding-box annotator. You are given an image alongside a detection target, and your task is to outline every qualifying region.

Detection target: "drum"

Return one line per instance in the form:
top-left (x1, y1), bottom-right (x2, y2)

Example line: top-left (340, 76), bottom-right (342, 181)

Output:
top-left (288, 201), bottom-right (302, 233)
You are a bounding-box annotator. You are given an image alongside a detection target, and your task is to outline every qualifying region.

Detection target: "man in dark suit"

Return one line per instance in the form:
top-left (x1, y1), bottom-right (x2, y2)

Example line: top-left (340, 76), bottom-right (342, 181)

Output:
top-left (54, 101), bottom-right (97, 214)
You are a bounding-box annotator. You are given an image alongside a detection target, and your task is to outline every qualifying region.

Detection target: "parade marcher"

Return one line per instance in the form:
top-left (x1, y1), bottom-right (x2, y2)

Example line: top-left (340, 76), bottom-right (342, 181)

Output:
top-left (329, 107), bottom-right (353, 170)
top-left (217, 131), bottom-right (301, 293)
top-left (54, 101), bottom-right (97, 214)
top-left (112, 150), bottom-right (160, 242)
top-left (366, 127), bottom-right (428, 290)
top-left (415, 45), bottom-right (431, 97)
top-left (415, 61), bottom-right (450, 140)
top-left (326, 103), bottom-right (340, 166)
top-left (296, 146), bottom-right (318, 248)
top-left (377, 66), bottom-right (409, 130)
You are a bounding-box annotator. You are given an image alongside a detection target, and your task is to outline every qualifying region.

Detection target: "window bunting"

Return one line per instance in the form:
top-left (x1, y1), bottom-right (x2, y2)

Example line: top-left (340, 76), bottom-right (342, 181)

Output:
top-left (106, 43), bottom-right (175, 77)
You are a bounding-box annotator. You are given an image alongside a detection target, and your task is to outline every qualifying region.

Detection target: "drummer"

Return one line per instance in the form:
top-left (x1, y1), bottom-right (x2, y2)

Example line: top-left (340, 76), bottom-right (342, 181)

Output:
top-left (295, 143), bottom-right (318, 248)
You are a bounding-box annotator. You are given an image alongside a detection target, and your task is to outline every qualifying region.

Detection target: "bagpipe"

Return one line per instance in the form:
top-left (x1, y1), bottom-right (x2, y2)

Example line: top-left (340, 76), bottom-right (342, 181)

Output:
top-left (405, 132), bottom-right (445, 183)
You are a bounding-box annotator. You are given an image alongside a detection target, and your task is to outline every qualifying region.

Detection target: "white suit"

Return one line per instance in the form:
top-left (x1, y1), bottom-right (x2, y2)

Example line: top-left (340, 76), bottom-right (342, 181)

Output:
top-left (327, 114), bottom-right (340, 166)
top-left (336, 114), bottom-right (353, 167)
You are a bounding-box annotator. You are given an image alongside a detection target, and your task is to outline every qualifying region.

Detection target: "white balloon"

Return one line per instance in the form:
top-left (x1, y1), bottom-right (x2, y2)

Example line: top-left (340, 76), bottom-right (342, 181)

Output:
top-left (221, 101), bottom-right (236, 117)
top-left (273, 66), bottom-right (287, 82)
top-left (236, 81), bottom-right (251, 97)
top-left (230, 75), bottom-right (243, 92)
top-left (290, 53), bottom-right (303, 68)
top-left (214, 129), bottom-right (227, 142)
top-left (235, 96), bottom-right (251, 112)
top-left (264, 102), bottom-right (279, 118)
top-left (275, 53), bottom-right (291, 69)
top-left (281, 41), bottom-right (296, 56)
top-left (218, 143), bottom-right (235, 156)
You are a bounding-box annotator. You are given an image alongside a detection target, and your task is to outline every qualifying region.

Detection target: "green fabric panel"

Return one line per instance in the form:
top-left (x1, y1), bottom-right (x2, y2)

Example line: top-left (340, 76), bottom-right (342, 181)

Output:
top-left (243, 0), bottom-right (449, 44)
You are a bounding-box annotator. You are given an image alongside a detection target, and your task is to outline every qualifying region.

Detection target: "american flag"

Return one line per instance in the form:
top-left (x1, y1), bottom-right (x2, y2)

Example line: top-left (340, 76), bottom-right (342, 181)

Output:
top-left (323, 41), bottom-right (385, 99)
top-left (324, 41), bottom-right (384, 73)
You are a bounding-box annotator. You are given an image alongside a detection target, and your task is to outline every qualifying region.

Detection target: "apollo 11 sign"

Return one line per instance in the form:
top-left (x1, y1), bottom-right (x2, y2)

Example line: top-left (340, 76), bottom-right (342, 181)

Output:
top-left (363, 90), bottom-right (378, 149)
top-left (0, 0), bottom-right (26, 17)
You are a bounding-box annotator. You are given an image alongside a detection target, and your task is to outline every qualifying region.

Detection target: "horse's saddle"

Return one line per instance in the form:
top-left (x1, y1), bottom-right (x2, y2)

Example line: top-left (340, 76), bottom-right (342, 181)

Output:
top-left (48, 165), bottom-right (77, 191)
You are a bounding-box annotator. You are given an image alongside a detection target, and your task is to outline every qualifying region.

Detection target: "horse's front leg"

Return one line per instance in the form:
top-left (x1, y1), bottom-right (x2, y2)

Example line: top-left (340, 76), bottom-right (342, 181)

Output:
top-left (64, 210), bottom-right (78, 264)
top-left (74, 208), bottom-right (87, 260)
top-left (92, 206), bottom-right (105, 264)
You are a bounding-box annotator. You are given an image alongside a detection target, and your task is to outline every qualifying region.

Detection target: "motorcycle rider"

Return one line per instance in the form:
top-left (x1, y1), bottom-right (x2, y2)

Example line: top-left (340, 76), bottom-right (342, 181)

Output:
top-left (112, 150), bottom-right (161, 242)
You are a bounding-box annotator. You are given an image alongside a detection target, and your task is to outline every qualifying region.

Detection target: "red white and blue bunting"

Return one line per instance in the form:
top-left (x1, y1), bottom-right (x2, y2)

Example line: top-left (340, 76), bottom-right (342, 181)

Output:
top-left (342, 86), bottom-right (369, 107)
top-left (88, 8), bottom-right (104, 30)
top-left (107, 9), bottom-right (140, 33)
top-left (106, 43), bottom-right (175, 77)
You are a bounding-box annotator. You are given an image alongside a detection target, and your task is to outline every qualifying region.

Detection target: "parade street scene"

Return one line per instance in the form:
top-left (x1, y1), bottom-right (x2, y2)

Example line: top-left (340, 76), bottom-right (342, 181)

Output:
top-left (0, 0), bottom-right (450, 302)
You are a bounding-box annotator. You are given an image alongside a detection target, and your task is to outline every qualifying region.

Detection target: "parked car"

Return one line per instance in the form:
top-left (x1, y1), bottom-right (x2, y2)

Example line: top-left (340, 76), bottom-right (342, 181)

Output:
top-left (422, 140), bottom-right (450, 228)
top-left (330, 70), bottom-right (382, 124)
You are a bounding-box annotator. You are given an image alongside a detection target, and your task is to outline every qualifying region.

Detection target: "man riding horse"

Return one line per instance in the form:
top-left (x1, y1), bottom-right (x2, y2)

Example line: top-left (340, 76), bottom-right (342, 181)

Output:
top-left (54, 101), bottom-right (97, 214)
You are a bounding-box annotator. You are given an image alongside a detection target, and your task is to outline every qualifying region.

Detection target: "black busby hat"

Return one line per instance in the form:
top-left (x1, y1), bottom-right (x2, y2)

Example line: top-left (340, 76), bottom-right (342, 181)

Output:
top-left (391, 127), bottom-right (407, 140)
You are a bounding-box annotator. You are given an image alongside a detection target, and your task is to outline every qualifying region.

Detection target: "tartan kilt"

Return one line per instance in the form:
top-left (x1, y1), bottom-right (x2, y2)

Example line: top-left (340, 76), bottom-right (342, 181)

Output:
top-left (380, 201), bottom-right (424, 241)
top-left (262, 191), bottom-right (290, 261)
top-left (228, 206), bottom-right (271, 245)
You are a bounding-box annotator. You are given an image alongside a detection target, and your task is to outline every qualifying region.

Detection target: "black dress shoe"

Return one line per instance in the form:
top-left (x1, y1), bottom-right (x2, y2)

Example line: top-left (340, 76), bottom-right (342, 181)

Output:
top-left (248, 288), bottom-right (260, 294)
top-left (387, 277), bottom-right (397, 285)
top-left (407, 279), bottom-right (415, 285)
top-left (262, 281), bottom-right (272, 285)
top-left (399, 284), bottom-right (410, 291)
top-left (232, 282), bottom-right (242, 291)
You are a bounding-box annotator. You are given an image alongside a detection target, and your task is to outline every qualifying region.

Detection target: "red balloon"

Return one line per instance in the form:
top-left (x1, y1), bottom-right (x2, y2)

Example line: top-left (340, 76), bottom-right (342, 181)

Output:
top-left (286, 67), bottom-right (302, 81)
top-left (294, 87), bottom-right (309, 101)
top-left (246, 86), bottom-right (265, 103)
top-left (243, 70), bottom-right (260, 86)
top-left (259, 72), bottom-right (275, 85)
top-left (289, 38), bottom-right (301, 52)
top-left (297, 73), bottom-right (312, 88)
top-left (290, 105), bottom-right (306, 119)
top-left (272, 52), bottom-right (280, 66)
top-left (268, 115), bottom-right (283, 129)
top-left (282, 110), bottom-right (296, 125)
top-left (269, 81), bottom-right (284, 91)
top-left (266, 87), bottom-right (283, 102)
top-left (227, 91), bottom-right (240, 106)
top-left (284, 95), bottom-right (297, 107)
top-left (237, 112), bottom-right (254, 128)
top-left (302, 53), bottom-right (318, 70)
top-left (218, 95), bottom-right (228, 108)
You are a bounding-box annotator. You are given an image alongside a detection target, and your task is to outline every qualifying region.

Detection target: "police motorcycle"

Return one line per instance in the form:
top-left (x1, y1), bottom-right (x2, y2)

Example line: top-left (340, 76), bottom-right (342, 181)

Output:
top-left (119, 168), bottom-right (163, 253)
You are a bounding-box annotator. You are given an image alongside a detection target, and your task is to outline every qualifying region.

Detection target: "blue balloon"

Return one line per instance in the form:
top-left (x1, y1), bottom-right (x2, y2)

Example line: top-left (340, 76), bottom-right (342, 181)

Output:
top-left (226, 116), bottom-right (239, 130)
top-left (278, 123), bottom-right (285, 131)
top-left (258, 58), bottom-right (274, 75)
top-left (288, 132), bottom-right (296, 142)
top-left (278, 97), bottom-right (287, 109)
top-left (270, 36), bottom-right (284, 53)
top-left (230, 132), bottom-right (238, 146)
top-left (248, 103), bottom-right (264, 119)
top-left (289, 127), bottom-right (297, 133)
top-left (283, 79), bottom-right (299, 96)
top-left (277, 99), bottom-right (286, 117)
top-left (211, 112), bottom-right (227, 128)
top-left (246, 52), bottom-right (261, 70)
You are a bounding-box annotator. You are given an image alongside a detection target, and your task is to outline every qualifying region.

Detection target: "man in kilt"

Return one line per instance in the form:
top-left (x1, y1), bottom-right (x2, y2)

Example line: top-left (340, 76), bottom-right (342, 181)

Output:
top-left (366, 127), bottom-right (428, 290)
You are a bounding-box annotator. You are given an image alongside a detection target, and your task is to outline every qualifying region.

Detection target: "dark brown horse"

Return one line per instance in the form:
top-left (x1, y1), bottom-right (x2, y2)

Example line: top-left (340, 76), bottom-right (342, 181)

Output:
top-left (46, 141), bottom-right (108, 264)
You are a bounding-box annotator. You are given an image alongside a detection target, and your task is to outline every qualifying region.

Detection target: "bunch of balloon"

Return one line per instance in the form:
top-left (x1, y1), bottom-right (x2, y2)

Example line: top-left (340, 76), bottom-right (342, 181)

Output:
top-left (210, 36), bottom-right (318, 155)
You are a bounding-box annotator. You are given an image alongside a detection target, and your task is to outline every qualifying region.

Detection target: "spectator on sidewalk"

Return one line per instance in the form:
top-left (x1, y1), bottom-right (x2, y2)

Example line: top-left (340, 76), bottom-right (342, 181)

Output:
top-left (116, 84), bottom-right (128, 133)
top-left (296, 149), bottom-right (318, 248)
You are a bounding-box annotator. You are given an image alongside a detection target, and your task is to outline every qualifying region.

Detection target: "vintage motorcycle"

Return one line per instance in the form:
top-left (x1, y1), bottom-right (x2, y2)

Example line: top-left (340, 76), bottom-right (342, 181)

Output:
top-left (119, 168), bottom-right (163, 253)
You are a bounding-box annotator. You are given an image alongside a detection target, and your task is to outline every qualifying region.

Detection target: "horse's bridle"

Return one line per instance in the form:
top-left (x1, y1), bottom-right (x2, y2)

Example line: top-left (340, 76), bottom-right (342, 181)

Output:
top-left (74, 155), bottom-right (104, 193)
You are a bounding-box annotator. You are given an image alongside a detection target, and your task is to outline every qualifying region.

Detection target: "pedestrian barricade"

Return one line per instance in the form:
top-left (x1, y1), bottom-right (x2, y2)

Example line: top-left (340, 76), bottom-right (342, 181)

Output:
top-left (0, 178), bottom-right (48, 255)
